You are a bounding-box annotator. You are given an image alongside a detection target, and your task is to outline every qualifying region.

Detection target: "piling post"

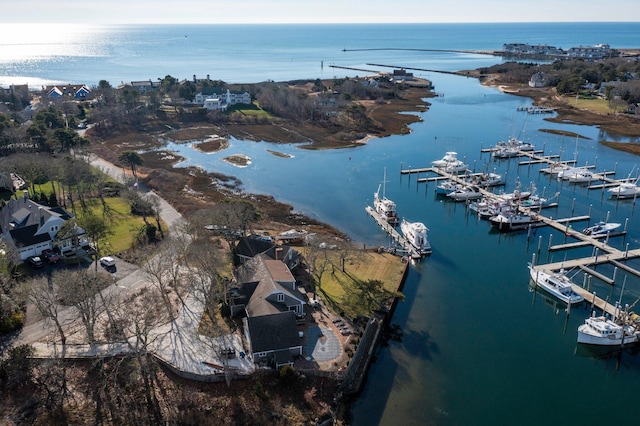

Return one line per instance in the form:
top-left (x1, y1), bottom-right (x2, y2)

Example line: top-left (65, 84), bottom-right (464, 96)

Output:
top-left (594, 156), bottom-right (598, 169)
top-left (582, 274), bottom-right (587, 289)
top-left (587, 275), bottom-right (592, 292)
top-left (532, 252), bottom-right (536, 266)
top-left (588, 204), bottom-right (592, 221)
top-left (624, 217), bottom-right (628, 233)
top-left (571, 198), bottom-right (576, 216)
top-left (625, 243), bottom-right (629, 259)
top-left (606, 210), bottom-right (610, 223)
top-left (613, 266), bottom-right (618, 284)
top-left (537, 235), bottom-right (542, 253)
top-left (591, 291), bottom-right (597, 311)
top-left (548, 233), bottom-right (553, 250)
top-left (614, 162), bottom-right (617, 175)
top-left (594, 247), bottom-right (599, 265)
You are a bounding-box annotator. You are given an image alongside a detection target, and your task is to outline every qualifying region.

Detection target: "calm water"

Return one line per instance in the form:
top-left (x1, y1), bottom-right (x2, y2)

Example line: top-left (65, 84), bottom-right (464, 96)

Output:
top-left (4, 23), bottom-right (640, 425)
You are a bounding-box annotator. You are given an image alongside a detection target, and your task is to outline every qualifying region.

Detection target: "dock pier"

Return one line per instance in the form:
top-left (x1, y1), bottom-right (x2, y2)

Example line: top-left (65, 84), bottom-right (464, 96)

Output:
top-left (365, 206), bottom-right (422, 259)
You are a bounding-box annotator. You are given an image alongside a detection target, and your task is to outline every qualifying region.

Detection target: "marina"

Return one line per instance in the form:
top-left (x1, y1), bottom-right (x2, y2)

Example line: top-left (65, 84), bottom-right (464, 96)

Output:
top-left (399, 146), bottom-right (640, 333)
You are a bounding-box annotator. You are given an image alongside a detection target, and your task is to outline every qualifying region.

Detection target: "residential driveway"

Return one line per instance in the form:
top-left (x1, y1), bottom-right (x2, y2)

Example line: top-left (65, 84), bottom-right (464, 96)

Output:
top-left (304, 325), bottom-right (340, 361)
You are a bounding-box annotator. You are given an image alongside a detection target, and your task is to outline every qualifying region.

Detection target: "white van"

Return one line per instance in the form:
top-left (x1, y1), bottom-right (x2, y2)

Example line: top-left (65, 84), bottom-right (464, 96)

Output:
top-left (99, 256), bottom-right (116, 267)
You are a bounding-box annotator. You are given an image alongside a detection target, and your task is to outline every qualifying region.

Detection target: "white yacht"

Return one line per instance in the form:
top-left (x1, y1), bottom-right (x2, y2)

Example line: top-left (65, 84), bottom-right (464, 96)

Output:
top-left (431, 152), bottom-right (468, 174)
top-left (608, 180), bottom-right (640, 199)
top-left (447, 185), bottom-right (483, 201)
top-left (435, 180), bottom-right (462, 195)
top-left (466, 172), bottom-right (505, 188)
top-left (565, 169), bottom-right (597, 183)
top-left (495, 136), bottom-right (536, 151)
top-left (469, 197), bottom-right (512, 219)
top-left (489, 211), bottom-right (540, 231)
top-left (373, 168), bottom-right (399, 225)
top-left (582, 221), bottom-right (621, 236)
top-left (577, 313), bottom-right (640, 346)
top-left (400, 218), bottom-right (432, 256)
top-left (527, 265), bottom-right (584, 305)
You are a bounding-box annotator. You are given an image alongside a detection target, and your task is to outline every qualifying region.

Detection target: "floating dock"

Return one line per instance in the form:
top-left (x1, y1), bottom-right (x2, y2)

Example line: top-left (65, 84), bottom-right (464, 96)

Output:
top-left (365, 206), bottom-right (423, 259)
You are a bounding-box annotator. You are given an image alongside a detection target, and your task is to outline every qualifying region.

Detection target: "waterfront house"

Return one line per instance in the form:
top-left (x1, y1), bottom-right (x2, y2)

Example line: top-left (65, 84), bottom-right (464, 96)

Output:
top-left (0, 193), bottom-right (88, 261)
top-left (243, 312), bottom-right (302, 368)
top-left (194, 87), bottom-right (251, 110)
top-left (529, 72), bottom-right (550, 88)
top-left (235, 235), bottom-right (301, 270)
top-left (232, 253), bottom-right (306, 368)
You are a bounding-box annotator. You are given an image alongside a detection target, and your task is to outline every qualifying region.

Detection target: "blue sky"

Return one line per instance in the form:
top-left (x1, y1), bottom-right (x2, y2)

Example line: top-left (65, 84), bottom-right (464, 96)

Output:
top-left (4, 0), bottom-right (640, 24)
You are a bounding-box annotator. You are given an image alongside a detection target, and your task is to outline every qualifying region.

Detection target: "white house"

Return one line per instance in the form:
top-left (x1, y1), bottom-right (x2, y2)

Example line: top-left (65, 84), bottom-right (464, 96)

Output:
top-left (0, 193), bottom-right (88, 261)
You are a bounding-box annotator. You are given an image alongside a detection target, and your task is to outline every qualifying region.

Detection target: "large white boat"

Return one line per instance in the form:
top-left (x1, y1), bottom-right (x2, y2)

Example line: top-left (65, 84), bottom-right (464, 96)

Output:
top-left (497, 181), bottom-right (531, 202)
top-left (565, 169), bottom-right (597, 183)
top-left (431, 152), bottom-right (469, 174)
top-left (489, 211), bottom-right (540, 231)
top-left (373, 168), bottom-right (399, 225)
top-left (527, 264), bottom-right (584, 305)
top-left (400, 218), bottom-right (432, 256)
top-left (608, 180), bottom-right (640, 199)
top-left (435, 180), bottom-right (462, 195)
top-left (495, 136), bottom-right (536, 151)
top-left (447, 185), bottom-right (483, 201)
top-left (577, 313), bottom-right (640, 346)
top-left (582, 221), bottom-right (621, 236)
top-left (469, 197), bottom-right (512, 219)
top-left (518, 185), bottom-right (559, 209)
top-left (466, 172), bottom-right (505, 188)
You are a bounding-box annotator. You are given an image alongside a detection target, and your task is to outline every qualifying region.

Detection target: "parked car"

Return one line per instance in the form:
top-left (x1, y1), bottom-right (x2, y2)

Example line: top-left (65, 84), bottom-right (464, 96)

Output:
top-left (99, 256), bottom-right (116, 268)
top-left (28, 256), bottom-right (43, 268)
top-left (41, 249), bottom-right (60, 264)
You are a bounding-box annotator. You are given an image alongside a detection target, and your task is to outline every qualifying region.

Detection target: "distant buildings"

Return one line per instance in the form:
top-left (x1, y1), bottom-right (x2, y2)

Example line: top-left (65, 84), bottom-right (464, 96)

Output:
top-left (503, 43), bottom-right (612, 59)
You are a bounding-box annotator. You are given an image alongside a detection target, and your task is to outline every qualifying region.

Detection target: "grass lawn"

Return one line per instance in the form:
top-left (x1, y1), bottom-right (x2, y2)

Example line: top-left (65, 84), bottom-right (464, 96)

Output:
top-left (302, 248), bottom-right (407, 318)
top-left (79, 197), bottom-right (160, 254)
top-left (562, 96), bottom-right (618, 114)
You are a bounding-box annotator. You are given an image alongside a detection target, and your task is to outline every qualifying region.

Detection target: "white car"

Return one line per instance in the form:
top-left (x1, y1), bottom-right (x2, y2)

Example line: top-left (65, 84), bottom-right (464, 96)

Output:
top-left (99, 256), bottom-right (116, 267)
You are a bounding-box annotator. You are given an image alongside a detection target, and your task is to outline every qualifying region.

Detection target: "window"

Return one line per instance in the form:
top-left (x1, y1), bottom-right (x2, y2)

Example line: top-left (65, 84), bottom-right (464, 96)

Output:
top-left (277, 293), bottom-right (285, 302)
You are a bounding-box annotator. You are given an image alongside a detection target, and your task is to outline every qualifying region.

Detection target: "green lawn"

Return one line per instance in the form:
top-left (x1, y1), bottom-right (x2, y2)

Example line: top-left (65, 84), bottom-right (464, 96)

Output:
top-left (77, 198), bottom-right (151, 254)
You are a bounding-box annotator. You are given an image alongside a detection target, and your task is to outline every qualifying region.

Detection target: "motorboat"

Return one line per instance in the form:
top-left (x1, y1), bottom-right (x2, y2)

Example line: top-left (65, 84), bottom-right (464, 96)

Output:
top-left (435, 180), bottom-right (462, 195)
top-left (466, 172), bottom-right (505, 188)
top-left (492, 146), bottom-right (520, 159)
top-left (400, 218), bottom-right (432, 256)
top-left (582, 221), bottom-right (621, 236)
top-left (495, 136), bottom-right (536, 152)
top-left (497, 181), bottom-right (531, 202)
top-left (577, 312), bottom-right (640, 346)
top-left (489, 211), bottom-right (540, 231)
top-left (527, 264), bottom-right (584, 305)
top-left (608, 180), bottom-right (640, 199)
top-left (518, 185), bottom-right (559, 209)
top-left (447, 185), bottom-right (483, 201)
top-left (540, 162), bottom-right (569, 175)
top-left (565, 169), bottom-right (597, 183)
top-left (431, 152), bottom-right (469, 174)
top-left (557, 166), bottom-right (590, 180)
top-left (469, 197), bottom-right (512, 219)
top-left (373, 168), bottom-right (399, 225)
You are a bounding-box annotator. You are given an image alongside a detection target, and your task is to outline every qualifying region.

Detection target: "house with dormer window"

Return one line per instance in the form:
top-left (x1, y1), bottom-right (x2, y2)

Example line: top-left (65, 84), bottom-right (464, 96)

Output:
top-left (232, 253), bottom-right (305, 368)
top-left (0, 193), bottom-right (88, 261)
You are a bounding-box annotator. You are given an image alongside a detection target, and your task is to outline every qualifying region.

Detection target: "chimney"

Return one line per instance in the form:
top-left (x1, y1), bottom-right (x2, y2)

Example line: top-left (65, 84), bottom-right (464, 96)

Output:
top-left (207, 74), bottom-right (210, 81)
top-left (193, 74), bottom-right (197, 83)
top-left (38, 207), bottom-right (44, 226)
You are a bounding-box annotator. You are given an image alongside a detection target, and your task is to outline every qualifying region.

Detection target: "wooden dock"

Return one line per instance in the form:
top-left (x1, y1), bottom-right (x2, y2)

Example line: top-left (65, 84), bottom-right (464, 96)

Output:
top-left (365, 206), bottom-right (422, 259)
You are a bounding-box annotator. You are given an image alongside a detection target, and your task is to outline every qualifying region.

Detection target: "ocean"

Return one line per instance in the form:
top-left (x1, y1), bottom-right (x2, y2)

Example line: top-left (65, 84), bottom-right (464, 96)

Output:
top-left (3, 22), bottom-right (640, 425)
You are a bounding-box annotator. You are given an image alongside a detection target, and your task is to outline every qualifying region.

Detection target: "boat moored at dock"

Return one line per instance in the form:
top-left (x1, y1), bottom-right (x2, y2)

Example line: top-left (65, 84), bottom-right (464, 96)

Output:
top-left (400, 218), bottom-right (432, 256)
top-left (582, 221), bottom-right (621, 236)
top-left (527, 264), bottom-right (584, 305)
top-left (373, 168), bottom-right (399, 225)
top-left (608, 180), bottom-right (640, 199)
top-left (431, 151), bottom-right (469, 174)
top-left (577, 313), bottom-right (640, 346)
top-left (489, 211), bottom-right (541, 231)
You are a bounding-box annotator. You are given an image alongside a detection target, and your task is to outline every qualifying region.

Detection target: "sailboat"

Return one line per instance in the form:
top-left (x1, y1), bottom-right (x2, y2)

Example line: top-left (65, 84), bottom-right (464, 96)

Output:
top-left (373, 168), bottom-right (399, 225)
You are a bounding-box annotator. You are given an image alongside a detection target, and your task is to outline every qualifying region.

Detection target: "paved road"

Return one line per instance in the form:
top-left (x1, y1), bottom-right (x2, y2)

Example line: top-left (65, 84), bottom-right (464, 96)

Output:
top-left (8, 155), bottom-right (252, 378)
